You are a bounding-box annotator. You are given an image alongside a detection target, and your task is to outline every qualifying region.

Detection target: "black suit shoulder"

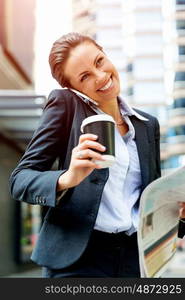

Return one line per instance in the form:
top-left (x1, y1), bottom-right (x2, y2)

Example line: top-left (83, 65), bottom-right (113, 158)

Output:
top-left (47, 88), bottom-right (86, 105)
top-left (44, 89), bottom-right (77, 109)
top-left (133, 108), bottom-right (160, 139)
top-left (45, 88), bottom-right (94, 116)
top-left (47, 88), bottom-right (73, 100)
top-left (133, 107), bottom-right (159, 123)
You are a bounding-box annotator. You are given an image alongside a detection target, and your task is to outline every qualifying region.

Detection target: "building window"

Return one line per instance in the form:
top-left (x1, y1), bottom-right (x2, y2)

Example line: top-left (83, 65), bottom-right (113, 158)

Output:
top-left (126, 63), bottom-right (133, 73)
top-left (173, 98), bottom-right (185, 108)
top-left (176, 19), bottom-right (185, 30)
top-left (176, 0), bottom-right (185, 5)
top-left (168, 125), bottom-right (185, 136)
top-left (174, 71), bottom-right (185, 81)
top-left (178, 45), bottom-right (185, 55)
top-left (126, 87), bottom-right (134, 96)
top-left (163, 154), bottom-right (185, 169)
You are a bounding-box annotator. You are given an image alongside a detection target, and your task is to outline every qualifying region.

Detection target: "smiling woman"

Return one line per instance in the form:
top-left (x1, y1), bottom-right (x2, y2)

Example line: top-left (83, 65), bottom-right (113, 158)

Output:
top-left (62, 42), bottom-right (120, 105)
top-left (49, 33), bottom-right (124, 133)
top-left (9, 32), bottom-right (184, 278)
top-left (49, 33), bottom-right (103, 88)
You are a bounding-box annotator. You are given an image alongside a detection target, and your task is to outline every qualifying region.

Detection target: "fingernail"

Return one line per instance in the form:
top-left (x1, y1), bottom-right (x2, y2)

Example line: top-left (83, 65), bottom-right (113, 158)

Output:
top-left (101, 146), bottom-right (106, 150)
top-left (102, 157), bottom-right (107, 160)
top-left (92, 134), bottom-right (98, 139)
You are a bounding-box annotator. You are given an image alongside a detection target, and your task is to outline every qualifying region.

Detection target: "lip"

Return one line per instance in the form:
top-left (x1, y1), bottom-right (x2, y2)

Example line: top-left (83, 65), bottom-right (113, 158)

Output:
top-left (97, 77), bottom-right (114, 93)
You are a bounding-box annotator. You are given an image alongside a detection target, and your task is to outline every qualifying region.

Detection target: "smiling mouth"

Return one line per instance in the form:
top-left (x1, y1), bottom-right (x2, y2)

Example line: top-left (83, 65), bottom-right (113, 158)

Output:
top-left (98, 78), bottom-right (113, 92)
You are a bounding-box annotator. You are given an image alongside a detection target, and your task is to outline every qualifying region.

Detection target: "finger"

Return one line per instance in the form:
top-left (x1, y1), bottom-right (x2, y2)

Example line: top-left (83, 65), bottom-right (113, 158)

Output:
top-left (178, 202), bottom-right (185, 207)
top-left (179, 207), bottom-right (185, 218)
top-left (75, 149), bottom-right (106, 161)
top-left (78, 140), bottom-right (106, 153)
top-left (74, 158), bottom-right (103, 169)
top-left (79, 134), bottom-right (98, 144)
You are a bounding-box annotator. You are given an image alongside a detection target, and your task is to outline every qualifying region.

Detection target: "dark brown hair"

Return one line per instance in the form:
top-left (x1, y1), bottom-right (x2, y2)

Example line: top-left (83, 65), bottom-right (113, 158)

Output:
top-left (49, 32), bottom-right (103, 88)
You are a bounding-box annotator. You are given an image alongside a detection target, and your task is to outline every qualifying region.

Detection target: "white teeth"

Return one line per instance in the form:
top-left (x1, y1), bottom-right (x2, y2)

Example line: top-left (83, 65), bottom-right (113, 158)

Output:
top-left (99, 79), bottom-right (112, 91)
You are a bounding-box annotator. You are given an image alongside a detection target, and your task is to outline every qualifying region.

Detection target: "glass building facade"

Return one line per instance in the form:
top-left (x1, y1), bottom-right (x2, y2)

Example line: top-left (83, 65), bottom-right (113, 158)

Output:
top-left (162, 0), bottom-right (185, 171)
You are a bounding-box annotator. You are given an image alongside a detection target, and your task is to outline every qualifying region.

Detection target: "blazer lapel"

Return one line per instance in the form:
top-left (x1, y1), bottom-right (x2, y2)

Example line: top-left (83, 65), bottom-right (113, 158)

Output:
top-left (130, 116), bottom-right (150, 191)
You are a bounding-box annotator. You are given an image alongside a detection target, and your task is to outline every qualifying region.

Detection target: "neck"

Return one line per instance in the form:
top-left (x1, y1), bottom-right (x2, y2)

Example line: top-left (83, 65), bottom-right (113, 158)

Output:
top-left (99, 98), bottom-right (120, 120)
top-left (99, 99), bottom-right (122, 123)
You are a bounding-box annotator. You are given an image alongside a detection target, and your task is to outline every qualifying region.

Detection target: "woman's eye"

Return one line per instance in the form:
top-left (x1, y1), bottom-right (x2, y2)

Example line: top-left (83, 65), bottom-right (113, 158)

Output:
top-left (97, 57), bottom-right (103, 66)
top-left (81, 74), bottom-right (89, 81)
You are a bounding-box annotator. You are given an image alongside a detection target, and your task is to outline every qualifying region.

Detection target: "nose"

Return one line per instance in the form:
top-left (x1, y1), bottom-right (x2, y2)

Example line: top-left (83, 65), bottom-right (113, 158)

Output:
top-left (94, 69), bottom-right (106, 84)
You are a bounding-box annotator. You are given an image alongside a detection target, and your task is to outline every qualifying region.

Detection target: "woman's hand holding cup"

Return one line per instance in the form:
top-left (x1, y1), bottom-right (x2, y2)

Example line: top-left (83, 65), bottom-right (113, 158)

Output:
top-left (57, 133), bottom-right (106, 191)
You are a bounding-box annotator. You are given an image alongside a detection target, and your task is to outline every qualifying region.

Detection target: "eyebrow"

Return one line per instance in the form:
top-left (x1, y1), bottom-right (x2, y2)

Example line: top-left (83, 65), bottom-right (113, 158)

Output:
top-left (78, 53), bottom-right (100, 78)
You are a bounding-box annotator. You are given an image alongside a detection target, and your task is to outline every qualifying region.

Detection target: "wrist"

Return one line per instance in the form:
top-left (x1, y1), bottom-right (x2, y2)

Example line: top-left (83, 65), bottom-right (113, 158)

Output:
top-left (57, 170), bottom-right (74, 191)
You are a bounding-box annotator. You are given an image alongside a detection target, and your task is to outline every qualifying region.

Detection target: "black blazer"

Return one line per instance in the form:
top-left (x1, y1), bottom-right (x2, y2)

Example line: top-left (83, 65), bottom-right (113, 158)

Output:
top-left (10, 89), bottom-right (162, 269)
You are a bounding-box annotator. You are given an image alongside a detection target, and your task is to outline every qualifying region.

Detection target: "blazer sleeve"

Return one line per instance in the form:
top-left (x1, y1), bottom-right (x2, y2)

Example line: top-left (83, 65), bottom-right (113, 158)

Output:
top-left (9, 90), bottom-right (72, 207)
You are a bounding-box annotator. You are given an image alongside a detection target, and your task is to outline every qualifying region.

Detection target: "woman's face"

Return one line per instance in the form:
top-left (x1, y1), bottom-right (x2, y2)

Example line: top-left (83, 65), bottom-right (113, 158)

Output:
top-left (63, 42), bottom-right (120, 105)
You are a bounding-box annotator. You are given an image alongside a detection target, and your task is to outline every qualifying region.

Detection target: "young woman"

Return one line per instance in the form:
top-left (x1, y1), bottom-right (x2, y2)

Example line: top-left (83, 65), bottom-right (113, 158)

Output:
top-left (9, 32), bottom-right (185, 278)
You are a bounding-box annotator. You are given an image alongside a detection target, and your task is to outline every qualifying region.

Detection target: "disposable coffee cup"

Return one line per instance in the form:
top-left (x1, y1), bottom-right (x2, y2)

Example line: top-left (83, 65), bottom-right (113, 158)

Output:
top-left (80, 114), bottom-right (116, 168)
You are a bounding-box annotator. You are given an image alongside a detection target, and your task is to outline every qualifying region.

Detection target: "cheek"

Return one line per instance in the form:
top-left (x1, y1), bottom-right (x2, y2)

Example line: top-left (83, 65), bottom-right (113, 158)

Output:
top-left (70, 79), bottom-right (84, 91)
top-left (113, 68), bottom-right (120, 81)
top-left (112, 65), bottom-right (118, 75)
top-left (82, 81), bottom-right (96, 93)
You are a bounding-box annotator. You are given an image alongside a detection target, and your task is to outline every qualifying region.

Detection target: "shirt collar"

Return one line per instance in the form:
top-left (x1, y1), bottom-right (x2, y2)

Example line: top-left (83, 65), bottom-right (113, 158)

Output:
top-left (70, 88), bottom-right (148, 122)
top-left (117, 96), bottom-right (149, 122)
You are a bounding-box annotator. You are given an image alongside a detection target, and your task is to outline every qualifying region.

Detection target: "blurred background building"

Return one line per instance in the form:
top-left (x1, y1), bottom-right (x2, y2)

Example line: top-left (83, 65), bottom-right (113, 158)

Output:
top-left (162, 0), bottom-right (185, 171)
top-left (0, 0), bottom-right (185, 277)
top-left (0, 0), bottom-right (34, 89)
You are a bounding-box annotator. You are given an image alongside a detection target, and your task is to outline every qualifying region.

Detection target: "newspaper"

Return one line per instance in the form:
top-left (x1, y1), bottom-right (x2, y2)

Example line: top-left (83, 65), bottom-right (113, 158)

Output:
top-left (137, 166), bottom-right (185, 278)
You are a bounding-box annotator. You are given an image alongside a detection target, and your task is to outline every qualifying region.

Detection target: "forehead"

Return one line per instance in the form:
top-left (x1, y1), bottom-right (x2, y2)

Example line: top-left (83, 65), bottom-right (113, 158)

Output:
top-left (70, 42), bottom-right (100, 59)
top-left (66, 42), bottom-right (102, 70)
